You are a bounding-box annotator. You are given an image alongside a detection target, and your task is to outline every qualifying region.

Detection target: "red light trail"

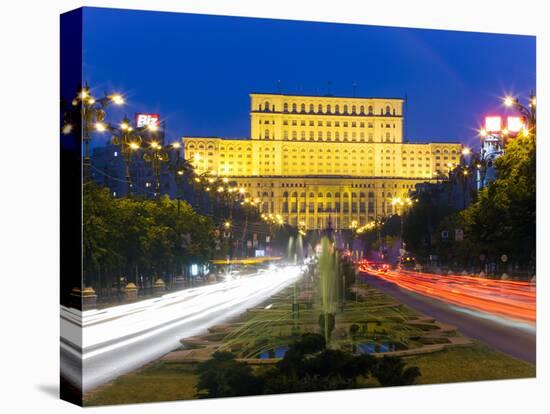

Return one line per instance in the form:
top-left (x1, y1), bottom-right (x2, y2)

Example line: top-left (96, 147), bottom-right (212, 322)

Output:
top-left (357, 261), bottom-right (535, 324)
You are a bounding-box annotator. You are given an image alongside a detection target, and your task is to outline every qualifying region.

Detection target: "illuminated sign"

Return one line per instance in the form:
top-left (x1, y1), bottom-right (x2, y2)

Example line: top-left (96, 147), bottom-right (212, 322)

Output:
top-left (485, 116), bottom-right (502, 132)
top-left (507, 116), bottom-right (524, 133)
top-left (135, 113), bottom-right (160, 128)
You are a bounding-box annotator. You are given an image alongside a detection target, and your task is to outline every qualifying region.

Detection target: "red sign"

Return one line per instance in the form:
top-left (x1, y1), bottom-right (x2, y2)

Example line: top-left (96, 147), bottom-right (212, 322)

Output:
top-left (485, 116), bottom-right (502, 133)
top-left (507, 116), bottom-right (524, 133)
top-left (135, 113), bottom-right (160, 128)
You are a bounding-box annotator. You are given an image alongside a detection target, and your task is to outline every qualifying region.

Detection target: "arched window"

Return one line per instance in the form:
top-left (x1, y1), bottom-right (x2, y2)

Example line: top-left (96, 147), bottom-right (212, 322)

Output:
top-left (292, 103), bottom-right (297, 113)
top-left (264, 101), bottom-right (270, 111)
top-left (335, 104), bottom-right (340, 114)
top-left (327, 104), bottom-right (332, 114)
top-left (301, 103), bottom-right (306, 113)
top-left (283, 103), bottom-right (289, 112)
top-left (309, 192), bottom-right (315, 198)
top-left (326, 192), bottom-right (332, 198)
top-left (360, 105), bottom-right (365, 114)
top-left (385, 105), bottom-right (391, 115)
top-left (344, 104), bottom-right (348, 114)
top-left (309, 104), bottom-right (314, 113)
top-left (318, 104), bottom-right (323, 113)
top-left (368, 105), bottom-right (374, 115)
top-left (283, 191), bottom-right (289, 197)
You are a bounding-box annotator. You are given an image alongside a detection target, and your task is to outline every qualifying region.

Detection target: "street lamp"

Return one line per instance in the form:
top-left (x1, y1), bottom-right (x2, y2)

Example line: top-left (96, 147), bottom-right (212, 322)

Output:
top-left (143, 138), bottom-right (169, 197)
top-left (503, 91), bottom-right (536, 135)
top-left (110, 115), bottom-right (154, 195)
top-left (63, 83), bottom-right (125, 183)
top-left (391, 196), bottom-right (413, 248)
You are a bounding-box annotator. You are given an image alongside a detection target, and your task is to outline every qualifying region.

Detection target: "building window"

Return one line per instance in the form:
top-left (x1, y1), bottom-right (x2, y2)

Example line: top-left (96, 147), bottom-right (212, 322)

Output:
top-left (265, 129), bottom-right (270, 139)
top-left (301, 103), bottom-right (306, 113)
top-left (264, 101), bottom-right (270, 111)
top-left (327, 104), bottom-right (331, 114)
top-left (284, 103), bottom-right (288, 112)
top-left (318, 104), bottom-right (323, 113)
top-left (292, 103), bottom-right (297, 113)
top-left (385, 105), bottom-right (391, 115)
top-left (309, 104), bottom-right (314, 113)
top-left (368, 105), bottom-right (373, 115)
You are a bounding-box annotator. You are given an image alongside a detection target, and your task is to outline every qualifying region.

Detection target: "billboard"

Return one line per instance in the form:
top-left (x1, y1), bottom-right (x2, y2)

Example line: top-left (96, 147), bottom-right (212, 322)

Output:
top-left (507, 116), bottom-right (524, 133)
top-left (485, 116), bottom-right (502, 132)
top-left (135, 113), bottom-right (160, 128)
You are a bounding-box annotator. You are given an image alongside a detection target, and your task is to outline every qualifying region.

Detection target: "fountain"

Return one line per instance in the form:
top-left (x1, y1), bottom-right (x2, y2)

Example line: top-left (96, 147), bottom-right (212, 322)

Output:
top-left (319, 236), bottom-right (336, 343)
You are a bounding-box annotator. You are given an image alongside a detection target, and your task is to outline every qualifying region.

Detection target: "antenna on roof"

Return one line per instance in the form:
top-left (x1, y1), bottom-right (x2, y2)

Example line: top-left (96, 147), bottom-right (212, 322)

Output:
top-left (326, 80), bottom-right (332, 96)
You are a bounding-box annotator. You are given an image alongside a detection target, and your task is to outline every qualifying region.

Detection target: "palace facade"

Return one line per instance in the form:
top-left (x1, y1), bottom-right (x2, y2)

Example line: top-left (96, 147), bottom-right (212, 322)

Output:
top-left (183, 93), bottom-right (462, 230)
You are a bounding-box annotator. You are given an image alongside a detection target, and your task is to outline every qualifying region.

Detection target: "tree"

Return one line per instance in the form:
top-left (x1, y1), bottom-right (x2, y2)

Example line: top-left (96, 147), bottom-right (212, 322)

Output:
top-left (372, 355), bottom-right (421, 386)
top-left (82, 183), bottom-right (215, 299)
top-left (461, 134), bottom-right (536, 268)
top-left (195, 352), bottom-right (263, 398)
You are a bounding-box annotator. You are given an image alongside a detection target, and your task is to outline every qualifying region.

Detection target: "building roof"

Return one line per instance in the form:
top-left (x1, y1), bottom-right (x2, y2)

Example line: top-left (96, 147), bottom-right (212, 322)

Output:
top-left (249, 92), bottom-right (405, 101)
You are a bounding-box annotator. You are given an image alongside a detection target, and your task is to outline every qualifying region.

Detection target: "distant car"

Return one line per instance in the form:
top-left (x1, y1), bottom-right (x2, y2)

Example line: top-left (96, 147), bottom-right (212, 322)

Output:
top-left (400, 255), bottom-right (416, 269)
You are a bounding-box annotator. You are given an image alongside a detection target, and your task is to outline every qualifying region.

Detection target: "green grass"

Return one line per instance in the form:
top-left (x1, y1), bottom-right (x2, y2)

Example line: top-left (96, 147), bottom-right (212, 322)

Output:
top-left (84, 362), bottom-right (198, 406)
top-left (404, 342), bottom-right (535, 385)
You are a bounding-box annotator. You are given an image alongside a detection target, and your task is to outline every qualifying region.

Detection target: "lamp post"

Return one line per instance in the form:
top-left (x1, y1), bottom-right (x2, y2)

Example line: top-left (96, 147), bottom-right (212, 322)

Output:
top-left (391, 196), bottom-right (413, 249)
top-left (143, 139), bottom-right (169, 197)
top-left (109, 116), bottom-right (152, 196)
top-left (504, 91), bottom-right (536, 135)
top-left (63, 83), bottom-right (124, 183)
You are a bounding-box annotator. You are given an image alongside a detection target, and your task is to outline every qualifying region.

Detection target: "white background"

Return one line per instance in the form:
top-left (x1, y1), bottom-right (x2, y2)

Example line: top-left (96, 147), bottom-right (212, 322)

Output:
top-left (0, 0), bottom-right (547, 412)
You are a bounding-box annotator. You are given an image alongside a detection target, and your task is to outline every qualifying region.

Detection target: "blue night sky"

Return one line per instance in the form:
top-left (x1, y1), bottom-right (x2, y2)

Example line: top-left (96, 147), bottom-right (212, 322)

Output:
top-left (82, 7), bottom-right (535, 150)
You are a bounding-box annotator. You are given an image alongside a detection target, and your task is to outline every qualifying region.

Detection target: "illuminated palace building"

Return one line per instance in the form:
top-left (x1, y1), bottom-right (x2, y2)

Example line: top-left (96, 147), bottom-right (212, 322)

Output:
top-left (184, 93), bottom-right (462, 230)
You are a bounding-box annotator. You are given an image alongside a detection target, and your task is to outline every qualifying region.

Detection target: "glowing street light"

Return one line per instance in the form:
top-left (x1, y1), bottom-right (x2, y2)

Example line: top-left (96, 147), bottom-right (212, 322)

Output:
top-left (504, 96), bottom-right (515, 107)
top-left (95, 122), bottom-right (107, 132)
top-left (110, 94), bottom-right (125, 105)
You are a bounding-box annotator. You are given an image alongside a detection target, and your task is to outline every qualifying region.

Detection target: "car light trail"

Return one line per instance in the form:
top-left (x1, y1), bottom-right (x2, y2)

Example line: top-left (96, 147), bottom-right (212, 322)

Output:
top-left (61, 265), bottom-right (302, 392)
top-left (357, 262), bottom-right (535, 324)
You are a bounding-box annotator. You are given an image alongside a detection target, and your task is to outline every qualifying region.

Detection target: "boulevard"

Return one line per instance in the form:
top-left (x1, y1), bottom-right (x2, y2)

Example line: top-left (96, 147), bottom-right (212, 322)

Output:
top-left (61, 265), bottom-right (302, 392)
top-left (358, 266), bottom-right (535, 363)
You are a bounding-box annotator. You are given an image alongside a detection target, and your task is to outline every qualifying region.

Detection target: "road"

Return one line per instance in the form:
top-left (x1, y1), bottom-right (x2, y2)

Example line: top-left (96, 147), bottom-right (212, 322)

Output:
top-left (357, 266), bottom-right (536, 364)
top-left (61, 265), bottom-right (303, 393)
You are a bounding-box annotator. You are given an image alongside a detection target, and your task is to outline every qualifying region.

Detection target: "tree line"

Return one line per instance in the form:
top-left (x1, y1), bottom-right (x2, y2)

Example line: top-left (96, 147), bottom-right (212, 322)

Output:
top-left (402, 133), bottom-right (536, 274)
top-left (83, 183), bottom-right (215, 299)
